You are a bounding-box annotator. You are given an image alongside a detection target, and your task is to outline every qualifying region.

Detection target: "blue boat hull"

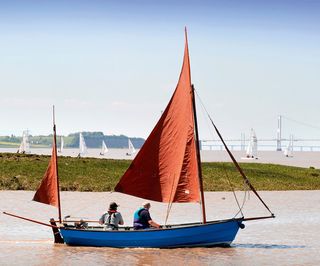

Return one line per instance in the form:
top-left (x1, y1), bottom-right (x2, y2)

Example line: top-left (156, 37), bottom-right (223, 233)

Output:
top-left (59, 219), bottom-right (242, 248)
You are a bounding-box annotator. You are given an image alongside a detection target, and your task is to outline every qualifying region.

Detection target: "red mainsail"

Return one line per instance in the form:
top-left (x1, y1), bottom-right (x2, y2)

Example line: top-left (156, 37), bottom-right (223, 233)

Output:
top-left (115, 32), bottom-right (200, 203)
top-left (33, 135), bottom-right (59, 207)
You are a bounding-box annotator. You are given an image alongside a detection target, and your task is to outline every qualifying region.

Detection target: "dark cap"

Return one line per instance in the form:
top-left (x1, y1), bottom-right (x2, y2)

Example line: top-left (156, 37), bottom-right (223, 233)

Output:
top-left (109, 202), bottom-right (119, 210)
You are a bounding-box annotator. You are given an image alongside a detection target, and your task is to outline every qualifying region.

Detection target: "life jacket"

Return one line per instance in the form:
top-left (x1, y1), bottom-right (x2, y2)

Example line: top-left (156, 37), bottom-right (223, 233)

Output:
top-left (105, 210), bottom-right (118, 229)
top-left (133, 207), bottom-right (145, 223)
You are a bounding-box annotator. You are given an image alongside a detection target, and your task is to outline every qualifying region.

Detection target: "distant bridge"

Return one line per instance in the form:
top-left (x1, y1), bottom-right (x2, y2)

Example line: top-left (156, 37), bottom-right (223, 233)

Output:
top-left (200, 138), bottom-right (320, 152)
top-left (201, 115), bottom-right (320, 152)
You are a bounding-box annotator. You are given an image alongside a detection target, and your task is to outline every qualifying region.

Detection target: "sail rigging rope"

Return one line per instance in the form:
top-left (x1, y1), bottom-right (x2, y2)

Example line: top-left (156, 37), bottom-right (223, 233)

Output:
top-left (194, 89), bottom-right (274, 216)
top-left (196, 91), bottom-right (245, 217)
top-left (164, 174), bottom-right (176, 226)
top-left (197, 98), bottom-right (245, 216)
top-left (232, 182), bottom-right (250, 218)
top-left (222, 165), bottom-right (244, 218)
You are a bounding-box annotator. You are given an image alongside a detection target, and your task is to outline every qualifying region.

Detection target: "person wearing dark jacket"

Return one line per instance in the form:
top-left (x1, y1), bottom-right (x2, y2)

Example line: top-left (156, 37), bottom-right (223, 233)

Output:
top-left (133, 202), bottom-right (160, 230)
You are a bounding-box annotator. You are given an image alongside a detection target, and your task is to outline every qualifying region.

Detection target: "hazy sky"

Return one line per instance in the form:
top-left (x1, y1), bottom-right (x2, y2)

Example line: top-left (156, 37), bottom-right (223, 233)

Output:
top-left (0, 0), bottom-right (319, 140)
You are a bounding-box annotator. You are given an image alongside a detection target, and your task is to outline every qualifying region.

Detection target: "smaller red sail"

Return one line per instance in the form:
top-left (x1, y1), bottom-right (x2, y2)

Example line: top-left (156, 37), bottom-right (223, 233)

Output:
top-left (33, 136), bottom-right (59, 207)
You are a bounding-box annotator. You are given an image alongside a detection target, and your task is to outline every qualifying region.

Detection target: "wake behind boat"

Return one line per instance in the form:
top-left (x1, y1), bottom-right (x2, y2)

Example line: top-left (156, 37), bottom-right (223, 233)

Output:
top-left (3, 29), bottom-right (274, 248)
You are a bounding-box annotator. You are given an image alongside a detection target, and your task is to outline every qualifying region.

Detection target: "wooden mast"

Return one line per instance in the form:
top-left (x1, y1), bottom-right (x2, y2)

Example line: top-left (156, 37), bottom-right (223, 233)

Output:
top-left (185, 28), bottom-right (206, 223)
top-left (53, 106), bottom-right (62, 223)
top-left (191, 84), bottom-right (207, 224)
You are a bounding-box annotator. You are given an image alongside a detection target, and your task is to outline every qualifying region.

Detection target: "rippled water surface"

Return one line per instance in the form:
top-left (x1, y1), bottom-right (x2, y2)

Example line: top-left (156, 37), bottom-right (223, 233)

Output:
top-left (1, 191), bottom-right (319, 265)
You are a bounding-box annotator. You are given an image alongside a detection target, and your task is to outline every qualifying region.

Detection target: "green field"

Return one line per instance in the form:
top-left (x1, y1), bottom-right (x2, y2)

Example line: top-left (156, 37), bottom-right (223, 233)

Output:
top-left (0, 153), bottom-right (319, 191)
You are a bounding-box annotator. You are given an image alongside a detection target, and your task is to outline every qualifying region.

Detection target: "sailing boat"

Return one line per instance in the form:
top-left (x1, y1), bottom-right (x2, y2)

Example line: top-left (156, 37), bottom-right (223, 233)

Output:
top-left (58, 136), bottom-right (64, 153)
top-left (284, 135), bottom-right (294, 157)
top-left (17, 130), bottom-right (31, 154)
top-left (126, 138), bottom-right (136, 156)
top-left (78, 133), bottom-right (87, 157)
top-left (243, 128), bottom-right (258, 159)
top-left (4, 106), bottom-right (64, 244)
top-left (4, 30), bottom-right (274, 248)
top-left (100, 140), bottom-right (108, 155)
top-left (58, 30), bottom-right (274, 247)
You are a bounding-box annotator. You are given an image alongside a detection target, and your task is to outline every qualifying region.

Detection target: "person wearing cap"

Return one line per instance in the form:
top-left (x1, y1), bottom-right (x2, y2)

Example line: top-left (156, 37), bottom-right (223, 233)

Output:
top-left (133, 202), bottom-right (161, 230)
top-left (99, 202), bottom-right (124, 230)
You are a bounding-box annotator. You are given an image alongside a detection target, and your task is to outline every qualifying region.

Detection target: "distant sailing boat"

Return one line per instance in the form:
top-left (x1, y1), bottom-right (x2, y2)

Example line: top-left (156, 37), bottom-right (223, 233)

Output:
top-left (244, 128), bottom-right (258, 159)
top-left (4, 29), bottom-right (274, 248)
top-left (100, 140), bottom-right (108, 155)
top-left (17, 130), bottom-right (31, 154)
top-left (284, 135), bottom-right (294, 157)
top-left (58, 136), bottom-right (64, 153)
top-left (78, 133), bottom-right (87, 157)
top-left (126, 138), bottom-right (136, 156)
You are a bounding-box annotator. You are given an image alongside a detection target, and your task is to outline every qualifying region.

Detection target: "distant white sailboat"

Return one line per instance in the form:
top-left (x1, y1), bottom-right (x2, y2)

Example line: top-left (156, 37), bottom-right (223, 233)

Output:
top-left (17, 130), bottom-right (30, 154)
top-left (59, 136), bottom-right (64, 153)
top-left (100, 140), bottom-right (108, 155)
top-left (78, 133), bottom-right (87, 157)
top-left (126, 138), bottom-right (136, 156)
top-left (243, 129), bottom-right (258, 159)
top-left (284, 135), bottom-right (294, 157)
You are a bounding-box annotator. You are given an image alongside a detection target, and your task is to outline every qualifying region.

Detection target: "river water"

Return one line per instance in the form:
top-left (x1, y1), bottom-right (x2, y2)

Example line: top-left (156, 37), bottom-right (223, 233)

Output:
top-left (0, 190), bottom-right (319, 265)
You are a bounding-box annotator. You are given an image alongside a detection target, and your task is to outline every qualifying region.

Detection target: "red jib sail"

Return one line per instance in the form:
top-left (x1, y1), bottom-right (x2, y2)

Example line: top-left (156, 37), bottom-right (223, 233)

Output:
top-left (115, 33), bottom-right (200, 203)
top-left (33, 135), bottom-right (59, 207)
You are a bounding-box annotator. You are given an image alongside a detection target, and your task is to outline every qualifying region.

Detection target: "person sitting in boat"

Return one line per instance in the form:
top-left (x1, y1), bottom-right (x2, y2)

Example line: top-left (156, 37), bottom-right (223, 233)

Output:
top-left (99, 202), bottom-right (124, 230)
top-left (133, 202), bottom-right (161, 230)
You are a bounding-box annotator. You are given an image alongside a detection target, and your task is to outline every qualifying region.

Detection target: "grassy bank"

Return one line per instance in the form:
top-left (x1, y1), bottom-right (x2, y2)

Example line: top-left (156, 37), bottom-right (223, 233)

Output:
top-left (0, 153), bottom-right (319, 191)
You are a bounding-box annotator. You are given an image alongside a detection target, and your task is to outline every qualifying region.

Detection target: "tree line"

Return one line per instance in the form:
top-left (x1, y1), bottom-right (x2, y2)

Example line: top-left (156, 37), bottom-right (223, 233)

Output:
top-left (0, 132), bottom-right (144, 148)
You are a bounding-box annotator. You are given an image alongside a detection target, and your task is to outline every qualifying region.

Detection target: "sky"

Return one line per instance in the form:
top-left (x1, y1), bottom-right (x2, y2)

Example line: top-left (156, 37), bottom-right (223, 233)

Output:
top-left (0, 0), bottom-right (319, 141)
